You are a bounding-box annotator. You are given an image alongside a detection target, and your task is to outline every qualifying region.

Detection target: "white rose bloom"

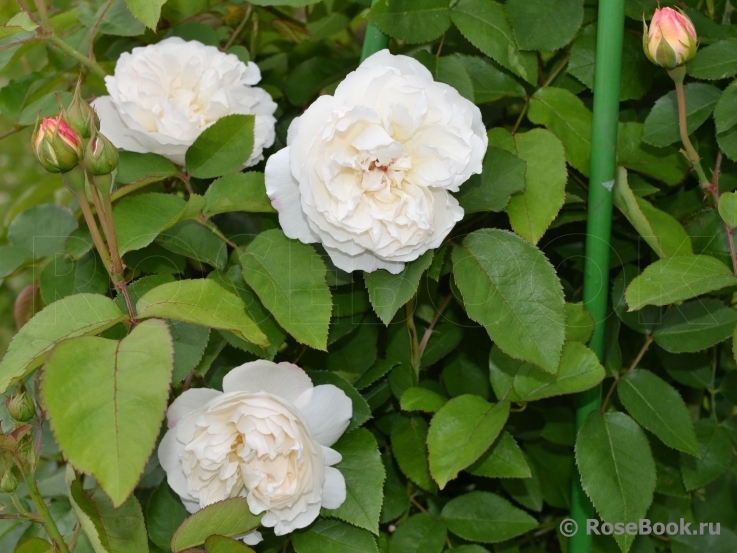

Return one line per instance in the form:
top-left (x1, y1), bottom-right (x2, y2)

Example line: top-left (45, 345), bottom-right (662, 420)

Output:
top-left (265, 49), bottom-right (487, 274)
top-left (158, 360), bottom-right (351, 545)
top-left (93, 37), bottom-right (277, 167)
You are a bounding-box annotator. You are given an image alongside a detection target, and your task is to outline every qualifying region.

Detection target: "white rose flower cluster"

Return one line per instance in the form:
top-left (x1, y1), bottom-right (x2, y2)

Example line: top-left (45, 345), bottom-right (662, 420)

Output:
top-left (265, 49), bottom-right (487, 274)
top-left (158, 360), bottom-right (352, 545)
top-left (94, 37), bottom-right (277, 167)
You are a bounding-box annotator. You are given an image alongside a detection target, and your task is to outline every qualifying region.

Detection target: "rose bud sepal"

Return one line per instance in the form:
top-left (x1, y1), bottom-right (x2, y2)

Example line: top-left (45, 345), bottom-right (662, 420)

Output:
top-left (0, 469), bottom-right (17, 494)
top-left (7, 389), bottom-right (35, 423)
top-left (83, 128), bottom-right (119, 177)
top-left (66, 79), bottom-right (99, 139)
top-left (32, 114), bottom-right (82, 173)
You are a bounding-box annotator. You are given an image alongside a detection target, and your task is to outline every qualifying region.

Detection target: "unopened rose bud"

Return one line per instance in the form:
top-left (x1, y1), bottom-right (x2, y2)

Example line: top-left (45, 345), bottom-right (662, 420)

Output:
top-left (7, 390), bottom-right (35, 423)
top-left (83, 130), bottom-right (119, 176)
top-left (0, 470), bottom-right (17, 493)
top-left (32, 115), bottom-right (82, 173)
top-left (643, 7), bottom-right (698, 68)
top-left (66, 80), bottom-right (99, 139)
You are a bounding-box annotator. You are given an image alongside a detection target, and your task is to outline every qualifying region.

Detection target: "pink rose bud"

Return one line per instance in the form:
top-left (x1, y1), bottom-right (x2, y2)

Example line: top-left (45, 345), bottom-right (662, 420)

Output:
top-left (643, 7), bottom-right (698, 68)
top-left (32, 115), bottom-right (82, 173)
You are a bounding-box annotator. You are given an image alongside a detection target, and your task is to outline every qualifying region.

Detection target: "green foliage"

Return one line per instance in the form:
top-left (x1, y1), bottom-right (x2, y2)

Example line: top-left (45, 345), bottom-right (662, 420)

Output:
top-left (365, 252), bottom-right (433, 325)
top-left (170, 499), bottom-right (260, 551)
top-left (368, 0), bottom-right (451, 45)
top-left (507, 0), bottom-right (583, 52)
top-left (203, 173), bottom-right (275, 216)
top-left (185, 115), bottom-right (255, 179)
top-left (292, 520), bottom-right (378, 553)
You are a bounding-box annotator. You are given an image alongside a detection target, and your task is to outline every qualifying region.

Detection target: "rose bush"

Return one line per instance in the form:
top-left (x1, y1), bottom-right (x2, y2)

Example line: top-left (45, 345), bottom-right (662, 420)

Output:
top-left (0, 1), bottom-right (735, 553)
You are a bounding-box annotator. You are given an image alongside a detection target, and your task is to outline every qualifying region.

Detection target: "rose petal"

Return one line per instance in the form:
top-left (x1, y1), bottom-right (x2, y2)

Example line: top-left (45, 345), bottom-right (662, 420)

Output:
top-left (158, 429), bottom-right (194, 502)
top-left (293, 385), bottom-right (352, 446)
top-left (323, 244), bottom-right (405, 274)
top-left (222, 360), bottom-right (313, 402)
top-left (322, 446), bottom-right (342, 466)
top-left (242, 530), bottom-right (263, 545)
top-left (321, 466), bottom-right (347, 510)
top-left (166, 388), bottom-right (221, 428)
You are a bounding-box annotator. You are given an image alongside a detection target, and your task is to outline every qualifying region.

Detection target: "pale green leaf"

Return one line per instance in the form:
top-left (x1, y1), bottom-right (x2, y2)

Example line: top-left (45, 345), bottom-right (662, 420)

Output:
top-left (205, 535), bottom-right (255, 553)
top-left (0, 293), bottom-right (127, 393)
top-left (400, 387), bottom-right (448, 413)
top-left (688, 40), bottom-right (737, 80)
top-left (170, 498), bottom-right (261, 551)
top-left (203, 173), bottom-right (276, 216)
top-left (44, 320), bottom-right (173, 506)
top-left (136, 279), bottom-right (269, 347)
top-left (185, 115), bottom-right (255, 179)
top-left (113, 193), bottom-right (187, 256)
top-left (718, 190), bottom-right (737, 227)
top-left (125, 0), bottom-right (167, 29)
top-left (156, 220), bottom-right (227, 270)
top-left (565, 302), bottom-right (595, 344)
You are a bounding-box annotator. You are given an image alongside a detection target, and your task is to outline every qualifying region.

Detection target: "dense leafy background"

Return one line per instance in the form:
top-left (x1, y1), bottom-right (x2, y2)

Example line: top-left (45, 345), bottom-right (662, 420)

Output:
top-left (0, 0), bottom-right (736, 553)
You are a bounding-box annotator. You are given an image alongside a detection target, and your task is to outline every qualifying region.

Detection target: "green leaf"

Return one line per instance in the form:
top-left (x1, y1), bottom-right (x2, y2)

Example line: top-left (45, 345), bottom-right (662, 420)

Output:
top-left (156, 220), bottom-right (227, 270)
top-left (185, 114), bottom-right (255, 179)
top-left (390, 415), bottom-right (437, 493)
top-left (506, 129), bottom-right (568, 244)
top-left (285, 57), bottom-right (355, 106)
top-left (81, 0), bottom-right (145, 37)
top-left (642, 84), bottom-right (721, 147)
top-left (43, 319), bottom-right (173, 506)
top-left (169, 322), bottom-right (211, 383)
top-left (205, 535), bottom-right (255, 553)
top-left (239, 229), bottom-right (332, 350)
top-left (652, 299), bottom-right (737, 353)
top-left (170, 498), bottom-right (261, 552)
top-left (39, 253), bottom-right (110, 304)
top-left (507, 0), bottom-right (583, 51)
top-left (13, 537), bottom-right (52, 553)
top-left (617, 122), bottom-right (690, 186)
top-left (354, 359), bottom-right (398, 390)
top-left (688, 40), bottom-right (737, 80)
top-left (612, 265), bottom-right (663, 334)
top-left (8, 204), bottom-right (78, 259)
top-left (452, 229), bottom-right (565, 373)
top-left (719, 190), bottom-right (737, 227)
top-left (400, 387), bottom-right (448, 413)
top-left (450, 0), bottom-right (537, 84)
top-left (714, 86), bottom-right (737, 134)
top-left (671, 529), bottom-right (737, 553)
top-left (441, 353), bottom-right (490, 399)
top-left (364, 251), bottom-right (433, 325)
top-left (323, 428), bottom-right (385, 535)
top-left (455, 55), bottom-right (526, 104)
top-left (660, 350), bottom-right (712, 390)
top-left (367, 0), bottom-right (451, 44)
top-left (681, 420), bottom-right (733, 491)
top-left (427, 396), bottom-right (510, 489)
top-left (528, 87), bottom-right (592, 176)
top-left (115, 151), bottom-right (178, 185)
top-left (613, 167), bottom-right (693, 258)
top-left (389, 513), bottom-right (446, 553)
top-left (414, 52), bottom-right (475, 102)
top-left (489, 342), bottom-right (605, 402)
top-left (203, 173), bottom-right (275, 216)
top-left (0, 246), bottom-right (32, 278)
top-left (441, 491), bottom-right (538, 543)
top-left (618, 370), bottom-right (700, 456)
top-left (113, 193), bottom-right (187, 256)
top-left (455, 145), bottom-right (527, 213)
top-left (0, 293), bottom-right (127, 393)
top-left (292, 519), bottom-right (378, 553)
top-left (137, 279), bottom-right (269, 347)
top-left (68, 474), bottom-right (149, 553)
top-left (576, 412), bottom-right (656, 553)
top-left (146, 481), bottom-right (188, 551)
top-left (308, 371), bottom-right (371, 432)
top-left (624, 255), bottom-right (737, 310)
top-left (467, 431), bottom-right (531, 479)
top-left (565, 302), bottom-right (595, 344)
top-left (125, 0), bottom-right (167, 29)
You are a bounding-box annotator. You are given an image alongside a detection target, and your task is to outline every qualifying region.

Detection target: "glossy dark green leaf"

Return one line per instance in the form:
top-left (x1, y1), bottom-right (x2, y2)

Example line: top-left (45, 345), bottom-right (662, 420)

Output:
top-left (643, 84), bottom-right (721, 147)
top-left (652, 299), bottom-right (737, 353)
top-left (681, 420), bottom-right (733, 491)
top-left (507, 0), bottom-right (583, 51)
top-left (147, 481), bottom-right (188, 551)
top-left (389, 513), bottom-right (446, 553)
top-left (456, 145), bottom-right (526, 213)
top-left (292, 519), bottom-right (378, 553)
top-left (368, 0), bottom-right (451, 44)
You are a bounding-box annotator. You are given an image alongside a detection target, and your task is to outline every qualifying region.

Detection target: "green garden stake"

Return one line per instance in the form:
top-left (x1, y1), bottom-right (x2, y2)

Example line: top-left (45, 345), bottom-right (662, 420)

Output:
top-left (361, 0), bottom-right (389, 62)
top-left (572, 1), bottom-right (626, 553)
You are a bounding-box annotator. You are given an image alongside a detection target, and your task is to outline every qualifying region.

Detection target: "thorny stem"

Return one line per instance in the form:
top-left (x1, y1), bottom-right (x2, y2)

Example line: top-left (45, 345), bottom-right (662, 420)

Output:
top-left (600, 335), bottom-right (654, 413)
top-left (16, 0), bottom-right (41, 28)
top-left (73, 188), bottom-right (113, 273)
top-left (405, 299), bottom-right (421, 374)
top-left (48, 35), bottom-right (107, 80)
top-left (418, 294), bottom-right (452, 356)
top-left (88, 0), bottom-right (116, 61)
top-left (224, 4), bottom-right (252, 51)
top-left (511, 99), bottom-right (529, 135)
top-left (69, 523), bottom-right (81, 550)
top-left (23, 472), bottom-right (70, 553)
top-left (435, 34), bottom-right (446, 58)
top-left (33, 0), bottom-right (52, 32)
top-left (543, 53), bottom-right (571, 88)
top-left (178, 172), bottom-right (195, 195)
top-left (409, 495), bottom-right (428, 513)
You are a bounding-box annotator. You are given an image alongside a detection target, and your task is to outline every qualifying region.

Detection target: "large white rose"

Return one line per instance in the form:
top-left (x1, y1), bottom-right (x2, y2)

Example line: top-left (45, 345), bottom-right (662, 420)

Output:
top-left (94, 37), bottom-right (277, 167)
top-left (158, 360), bottom-right (351, 545)
top-left (265, 49), bottom-right (487, 274)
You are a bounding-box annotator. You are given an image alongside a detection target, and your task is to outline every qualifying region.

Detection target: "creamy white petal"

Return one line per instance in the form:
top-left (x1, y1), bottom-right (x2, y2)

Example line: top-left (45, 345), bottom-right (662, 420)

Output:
top-left (321, 466), bottom-right (347, 509)
top-left (222, 360), bottom-right (313, 402)
top-left (242, 530), bottom-right (263, 545)
top-left (158, 429), bottom-right (193, 502)
top-left (323, 244), bottom-right (405, 274)
top-left (265, 147), bottom-right (320, 243)
top-left (293, 385), bottom-right (352, 446)
top-left (322, 446), bottom-right (342, 466)
top-left (166, 388), bottom-right (221, 428)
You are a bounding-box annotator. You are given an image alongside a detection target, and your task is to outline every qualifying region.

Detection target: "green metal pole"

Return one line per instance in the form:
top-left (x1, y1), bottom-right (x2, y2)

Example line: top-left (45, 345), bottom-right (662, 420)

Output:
top-left (361, 0), bottom-right (389, 62)
top-left (571, 1), bottom-right (626, 552)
